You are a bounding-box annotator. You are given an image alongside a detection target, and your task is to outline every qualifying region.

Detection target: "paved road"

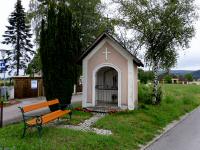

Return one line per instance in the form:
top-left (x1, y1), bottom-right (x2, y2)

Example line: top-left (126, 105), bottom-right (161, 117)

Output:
top-left (146, 107), bottom-right (200, 150)
top-left (2, 94), bottom-right (82, 126)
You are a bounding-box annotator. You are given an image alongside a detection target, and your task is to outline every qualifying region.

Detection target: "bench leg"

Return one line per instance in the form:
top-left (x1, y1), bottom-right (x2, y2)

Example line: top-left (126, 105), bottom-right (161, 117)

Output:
top-left (22, 126), bottom-right (27, 138)
top-left (69, 112), bottom-right (72, 120)
top-left (37, 125), bottom-right (42, 138)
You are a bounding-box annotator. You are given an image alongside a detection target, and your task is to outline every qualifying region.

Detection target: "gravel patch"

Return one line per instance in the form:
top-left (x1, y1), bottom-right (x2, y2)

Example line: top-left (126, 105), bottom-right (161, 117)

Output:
top-left (58, 113), bottom-right (112, 135)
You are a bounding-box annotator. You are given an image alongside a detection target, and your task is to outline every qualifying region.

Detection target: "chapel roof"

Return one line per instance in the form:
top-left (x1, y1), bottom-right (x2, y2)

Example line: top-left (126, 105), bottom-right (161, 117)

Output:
top-left (78, 32), bottom-right (144, 67)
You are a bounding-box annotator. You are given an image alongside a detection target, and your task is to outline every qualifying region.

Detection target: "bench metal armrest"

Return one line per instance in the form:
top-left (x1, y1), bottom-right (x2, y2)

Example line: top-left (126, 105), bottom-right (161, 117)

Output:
top-left (18, 107), bottom-right (26, 122)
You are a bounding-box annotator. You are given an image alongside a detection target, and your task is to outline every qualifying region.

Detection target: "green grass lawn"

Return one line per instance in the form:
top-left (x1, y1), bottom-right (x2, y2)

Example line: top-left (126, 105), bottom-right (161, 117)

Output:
top-left (0, 84), bottom-right (200, 150)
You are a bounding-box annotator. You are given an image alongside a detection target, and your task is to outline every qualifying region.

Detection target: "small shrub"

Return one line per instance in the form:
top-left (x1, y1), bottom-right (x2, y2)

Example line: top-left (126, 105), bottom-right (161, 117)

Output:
top-left (138, 84), bottom-right (153, 104)
top-left (0, 81), bottom-right (13, 86)
top-left (139, 84), bottom-right (163, 105)
top-left (164, 75), bottom-right (172, 84)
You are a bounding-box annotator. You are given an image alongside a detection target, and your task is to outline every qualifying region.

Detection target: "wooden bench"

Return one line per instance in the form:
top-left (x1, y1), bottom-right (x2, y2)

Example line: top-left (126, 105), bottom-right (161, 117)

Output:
top-left (19, 99), bottom-right (72, 138)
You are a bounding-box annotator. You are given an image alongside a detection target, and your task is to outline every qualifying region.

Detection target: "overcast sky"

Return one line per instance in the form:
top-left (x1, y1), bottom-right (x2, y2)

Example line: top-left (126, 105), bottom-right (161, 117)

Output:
top-left (0, 0), bottom-right (199, 72)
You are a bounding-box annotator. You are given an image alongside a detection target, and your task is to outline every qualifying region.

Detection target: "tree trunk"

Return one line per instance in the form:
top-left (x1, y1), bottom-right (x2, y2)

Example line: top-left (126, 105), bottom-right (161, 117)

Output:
top-left (16, 45), bottom-right (20, 76)
top-left (152, 61), bottom-right (159, 104)
top-left (16, 24), bottom-right (20, 76)
top-left (166, 68), bottom-right (170, 75)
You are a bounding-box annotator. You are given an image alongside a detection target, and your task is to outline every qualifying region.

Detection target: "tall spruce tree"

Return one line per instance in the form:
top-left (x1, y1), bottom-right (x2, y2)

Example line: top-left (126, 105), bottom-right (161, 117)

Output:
top-left (40, 2), bottom-right (78, 110)
top-left (2, 0), bottom-right (34, 76)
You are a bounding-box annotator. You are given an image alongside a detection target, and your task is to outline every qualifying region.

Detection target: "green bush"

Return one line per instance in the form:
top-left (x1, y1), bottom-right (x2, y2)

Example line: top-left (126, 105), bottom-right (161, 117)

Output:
top-left (0, 81), bottom-right (13, 86)
top-left (138, 84), bottom-right (153, 104)
top-left (164, 75), bottom-right (172, 84)
top-left (139, 84), bottom-right (162, 104)
top-left (138, 69), bottom-right (154, 84)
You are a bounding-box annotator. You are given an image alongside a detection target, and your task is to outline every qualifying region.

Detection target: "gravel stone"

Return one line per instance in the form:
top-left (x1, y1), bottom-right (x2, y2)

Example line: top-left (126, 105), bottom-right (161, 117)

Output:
top-left (58, 113), bottom-right (112, 135)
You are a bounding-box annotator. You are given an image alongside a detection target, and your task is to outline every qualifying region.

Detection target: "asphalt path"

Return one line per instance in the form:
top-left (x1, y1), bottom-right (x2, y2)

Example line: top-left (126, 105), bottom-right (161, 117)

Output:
top-left (145, 107), bottom-right (200, 150)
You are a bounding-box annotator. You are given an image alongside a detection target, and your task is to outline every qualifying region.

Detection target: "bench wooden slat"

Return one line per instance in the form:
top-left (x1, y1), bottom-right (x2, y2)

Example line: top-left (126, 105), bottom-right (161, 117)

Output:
top-left (26, 110), bottom-right (71, 126)
top-left (23, 99), bottom-right (59, 113)
top-left (47, 99), bottom-right (60, 106)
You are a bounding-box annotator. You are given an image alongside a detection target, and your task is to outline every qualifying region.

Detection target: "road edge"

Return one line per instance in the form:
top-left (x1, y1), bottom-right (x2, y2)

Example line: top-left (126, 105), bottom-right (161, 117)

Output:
top-left (140, 105), bottom-right (200, 150)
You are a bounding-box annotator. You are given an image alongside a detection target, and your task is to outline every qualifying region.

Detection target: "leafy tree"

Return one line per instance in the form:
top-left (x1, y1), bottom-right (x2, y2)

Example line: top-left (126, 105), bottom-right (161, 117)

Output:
top-left (28, 0), bottom-right (114, 50)
top-left (40, 2), bottom-right (79, 111)
top-left (65, 0), bottom-right (115, 50)
top-left (138, 68), bottom-right (154, 84)
top-left (27, 0), bottom-right (114, 80)
top-left (27, 0), bottom-right (48, 43)
top-left (26, 51), bottom-right (41, 75)
top-left (164, 75), bottom-right (172, 84)
top-left (2, 0), bottom-right (34, 76)
top-left (184, 74), bottom-right (193, 82)
top-left (115, 0), bottom-right (197, 104)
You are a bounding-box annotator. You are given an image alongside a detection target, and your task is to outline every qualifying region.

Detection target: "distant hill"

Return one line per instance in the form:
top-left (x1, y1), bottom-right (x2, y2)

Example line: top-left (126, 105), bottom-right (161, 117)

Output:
top-left (192, 70), bottom-right (200, 79)
top-left (159, 70), bottom-right (200, 79)
top-left (170, 70), bottom-right (193, 76)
